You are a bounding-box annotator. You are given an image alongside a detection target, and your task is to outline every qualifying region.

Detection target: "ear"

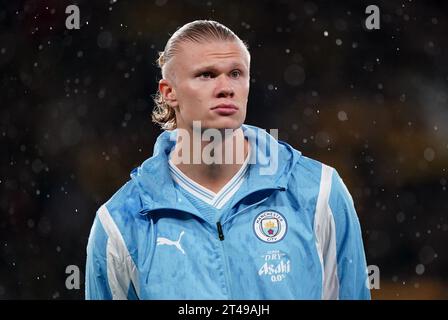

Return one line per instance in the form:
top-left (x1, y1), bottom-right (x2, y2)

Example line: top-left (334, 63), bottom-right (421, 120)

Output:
top-left (159, 79), bottom-right (178, 108)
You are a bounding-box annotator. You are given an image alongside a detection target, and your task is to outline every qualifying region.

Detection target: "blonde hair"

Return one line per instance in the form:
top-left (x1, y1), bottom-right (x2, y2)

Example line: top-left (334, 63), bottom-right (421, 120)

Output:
top-left (152, 20), bottom-right (250, 130)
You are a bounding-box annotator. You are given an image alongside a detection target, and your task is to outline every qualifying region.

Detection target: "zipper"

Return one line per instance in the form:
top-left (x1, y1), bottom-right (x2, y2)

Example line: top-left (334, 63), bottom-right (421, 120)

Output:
top-left (216, 187), bottom-right (284, 299)
top-left (215, 187), bottom-right (284, 241)
top-left (141, 187), bottom-right (286, 294)
top-left (214, 186), bottom-right (286, 299)
top-left (215, 220), bottom-right (233, 298)
top-left (216, 221), bottom-right (225, 241)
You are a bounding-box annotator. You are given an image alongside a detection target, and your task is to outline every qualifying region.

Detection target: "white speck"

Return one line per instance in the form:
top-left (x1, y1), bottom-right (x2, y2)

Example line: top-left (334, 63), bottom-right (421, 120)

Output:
top-left (424, 148), bottom-right (435, 162)
top-left (338, 111), bottom-right (348, 121)
top-left (335, 39), bottom-right (342, 46)
top-left (415, 264), bottom-right (425, 275)
top-left (323, 31), bottom-right (329, 37)
top-left (27, 219), bottom-right (35, 228)
top-left (396, 212), bottom-right (405, 223)
top-left (400, 94), bottom-right (406, 102)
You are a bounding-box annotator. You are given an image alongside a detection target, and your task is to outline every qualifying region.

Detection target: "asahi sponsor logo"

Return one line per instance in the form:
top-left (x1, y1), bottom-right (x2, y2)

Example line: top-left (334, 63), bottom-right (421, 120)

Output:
top-left (258, 250), bottom-right (290, 282)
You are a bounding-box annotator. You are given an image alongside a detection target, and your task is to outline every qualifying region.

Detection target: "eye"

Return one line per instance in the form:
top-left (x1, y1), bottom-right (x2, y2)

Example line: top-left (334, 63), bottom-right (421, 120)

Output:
top-left (230, 69), bottom-right (242, 78)
top-left (198, 72), bottom-right (214, 79)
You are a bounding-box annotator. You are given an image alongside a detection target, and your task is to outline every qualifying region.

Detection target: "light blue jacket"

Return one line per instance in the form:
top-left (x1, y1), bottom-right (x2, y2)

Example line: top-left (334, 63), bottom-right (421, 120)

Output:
top-left (85, 124), bottom-right (371, 300)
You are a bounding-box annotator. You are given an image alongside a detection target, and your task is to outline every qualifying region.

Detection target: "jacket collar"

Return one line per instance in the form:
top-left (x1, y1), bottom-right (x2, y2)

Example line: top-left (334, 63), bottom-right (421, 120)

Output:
top-left (130, 124), bottom-right (301, 217)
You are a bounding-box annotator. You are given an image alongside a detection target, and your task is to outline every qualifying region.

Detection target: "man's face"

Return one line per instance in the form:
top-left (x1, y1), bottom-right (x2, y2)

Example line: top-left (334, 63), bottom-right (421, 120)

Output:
top-left (160, 40), bottom-right (250, 131)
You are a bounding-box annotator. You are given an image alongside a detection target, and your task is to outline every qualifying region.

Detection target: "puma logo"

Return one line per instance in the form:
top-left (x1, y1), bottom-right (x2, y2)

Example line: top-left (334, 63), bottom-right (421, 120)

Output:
top-left (156, 231), bottom-right (186, 255)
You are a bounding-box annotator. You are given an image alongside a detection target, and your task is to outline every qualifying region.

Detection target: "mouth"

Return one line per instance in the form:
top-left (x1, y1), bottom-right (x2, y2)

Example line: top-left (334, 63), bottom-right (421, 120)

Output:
top-left (211, 104), bottom-right (239, 111)
top-left (210, 104), bottom-right (239, 116)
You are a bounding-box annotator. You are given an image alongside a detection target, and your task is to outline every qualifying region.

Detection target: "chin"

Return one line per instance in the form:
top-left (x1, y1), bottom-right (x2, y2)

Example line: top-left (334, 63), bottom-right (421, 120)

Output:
top-left (205, 119), bottom-right (243, 130)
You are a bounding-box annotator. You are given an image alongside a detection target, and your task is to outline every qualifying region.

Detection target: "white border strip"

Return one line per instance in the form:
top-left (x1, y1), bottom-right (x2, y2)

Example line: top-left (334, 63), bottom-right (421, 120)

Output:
top-left (98, 205), bottom-right (140, 299)
top-left (314, 165), bottom-right (339, 300)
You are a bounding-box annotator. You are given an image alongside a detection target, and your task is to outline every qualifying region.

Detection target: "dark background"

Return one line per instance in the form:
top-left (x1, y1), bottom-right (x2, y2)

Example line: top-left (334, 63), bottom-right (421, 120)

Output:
top-left (1, 0), bottom-right (447, 299)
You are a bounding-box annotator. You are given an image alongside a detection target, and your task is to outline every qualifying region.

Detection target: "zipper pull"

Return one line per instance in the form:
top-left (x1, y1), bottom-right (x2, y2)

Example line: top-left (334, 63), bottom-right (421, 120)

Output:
top-left (216, 222), bottom-right (225, 241)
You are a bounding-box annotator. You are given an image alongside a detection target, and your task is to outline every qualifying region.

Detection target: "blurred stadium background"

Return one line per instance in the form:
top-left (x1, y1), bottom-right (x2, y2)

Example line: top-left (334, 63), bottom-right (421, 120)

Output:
top-left (1, 0), bottom-right (447, 299)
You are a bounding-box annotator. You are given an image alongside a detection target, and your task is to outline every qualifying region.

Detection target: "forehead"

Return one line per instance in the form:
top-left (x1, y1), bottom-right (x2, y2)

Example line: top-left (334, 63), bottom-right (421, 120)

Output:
top-left (173, 40), bottom-right (250, 70)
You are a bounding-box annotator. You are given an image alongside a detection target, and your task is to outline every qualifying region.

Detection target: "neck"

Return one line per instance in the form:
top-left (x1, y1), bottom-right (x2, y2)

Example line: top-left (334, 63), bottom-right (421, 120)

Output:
top-left (170, 127), bottom-right (249, 193)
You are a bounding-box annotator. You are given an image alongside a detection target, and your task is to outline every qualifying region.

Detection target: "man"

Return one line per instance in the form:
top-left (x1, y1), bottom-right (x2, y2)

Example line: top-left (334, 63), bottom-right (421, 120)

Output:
top-left (85, 20), bottom-right (371, 300)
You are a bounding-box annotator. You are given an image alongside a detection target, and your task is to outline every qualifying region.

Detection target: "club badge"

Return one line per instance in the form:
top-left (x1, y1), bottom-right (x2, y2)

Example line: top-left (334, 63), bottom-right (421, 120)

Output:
top-left (253, 210), bottom-right (287, 243)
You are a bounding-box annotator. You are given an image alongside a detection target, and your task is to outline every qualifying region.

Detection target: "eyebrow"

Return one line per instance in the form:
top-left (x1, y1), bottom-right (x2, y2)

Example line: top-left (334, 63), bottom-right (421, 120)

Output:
top-left (192, 62), bottom-right (247, 74)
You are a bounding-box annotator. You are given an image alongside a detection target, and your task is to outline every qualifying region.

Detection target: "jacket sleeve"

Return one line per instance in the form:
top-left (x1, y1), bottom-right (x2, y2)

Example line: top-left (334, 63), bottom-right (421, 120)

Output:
top-left (85, 206), bottom-right (140, 300)
top-left (328, 169), bottom-right (371, 300)
top-left (85, 215), bottom-right (114, 300)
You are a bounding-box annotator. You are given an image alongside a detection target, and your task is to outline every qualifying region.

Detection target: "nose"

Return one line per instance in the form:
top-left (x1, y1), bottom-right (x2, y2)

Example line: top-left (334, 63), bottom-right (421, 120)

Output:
top-left (215, 74), bottom-right (234, 98)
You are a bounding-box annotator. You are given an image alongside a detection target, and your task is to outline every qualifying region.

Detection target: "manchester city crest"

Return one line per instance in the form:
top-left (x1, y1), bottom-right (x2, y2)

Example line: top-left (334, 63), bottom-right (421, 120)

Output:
top-left (253, 211), bottom-right (287, 243)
